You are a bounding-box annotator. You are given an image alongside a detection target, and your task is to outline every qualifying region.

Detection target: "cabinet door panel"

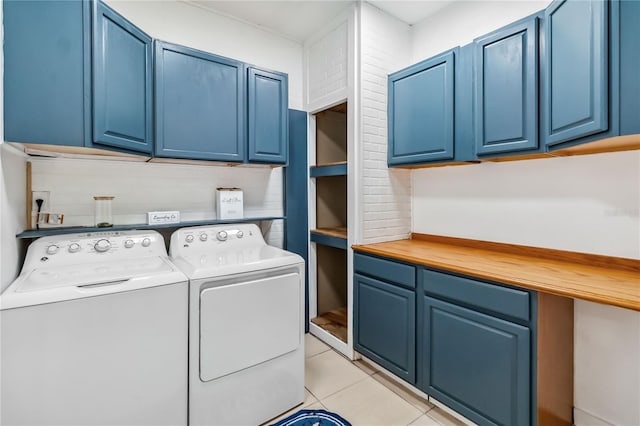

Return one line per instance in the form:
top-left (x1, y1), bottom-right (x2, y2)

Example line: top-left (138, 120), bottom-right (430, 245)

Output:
top-left (4, 0), bottom-right (90, 147)
top-left (475, 18), bottom-right (538, 155)
top-left (354, 274), bottom-right (415, 383)
top-left (388, 51), bottom-right (455, 165)
top-left (248, 68), bottom-right (288, 164)
top-left (155, 42), bottom-right (244, 161)
top-left (543, 0), bottom-right (608, 146)
top-left (93, 2), bottom-right (152, 153)
top-left (421, 297), bottom-right (530, 426)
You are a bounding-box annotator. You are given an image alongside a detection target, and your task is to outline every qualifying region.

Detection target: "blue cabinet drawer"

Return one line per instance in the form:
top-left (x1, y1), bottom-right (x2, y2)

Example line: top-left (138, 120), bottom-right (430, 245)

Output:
top-left (354, 253), bottom-right (416, 289)
top-left (421, 269), bottom-right (530, 322)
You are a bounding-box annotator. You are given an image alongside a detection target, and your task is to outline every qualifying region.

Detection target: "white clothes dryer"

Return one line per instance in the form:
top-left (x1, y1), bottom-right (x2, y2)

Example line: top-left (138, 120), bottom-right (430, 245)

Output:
top-left (170, 224), bottom-right (305, 426)
top-left (0, 230), bottom-right (188, 426)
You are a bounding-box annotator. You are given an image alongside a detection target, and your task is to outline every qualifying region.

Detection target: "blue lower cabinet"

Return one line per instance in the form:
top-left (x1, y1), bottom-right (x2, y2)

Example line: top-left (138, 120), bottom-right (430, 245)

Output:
top-left (4, 0), bottom-right (90, 147)
top-left (92, 2), bottom-right (153, 154)
top-left (419, 296), bottom-right (531, 426)
top-left (154, 41), bottom-right (245, 162)
top-left (419, 269), bottom-right (535, 426)
top-left (248, 67), bottom-right (288, 164)
top-left (354, 273), bottom-right (416, 383)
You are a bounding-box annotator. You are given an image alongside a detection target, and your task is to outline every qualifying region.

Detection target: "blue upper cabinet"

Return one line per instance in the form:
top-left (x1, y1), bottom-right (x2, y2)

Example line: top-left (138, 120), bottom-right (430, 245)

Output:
top-left (474, 16), bottom-right (539, 156)
top-left (155, 41), bottom-right (245, 162)
top-left (388, 50), bottom-right (456, 165)
top-left (542, 0), bottom-right (608, 147)
top-left (92, 2), bottom-right (153, 154)
top-left (4, 0), bottom-right (90, 147)
top-left (248, 67), bottom-right (288, 164)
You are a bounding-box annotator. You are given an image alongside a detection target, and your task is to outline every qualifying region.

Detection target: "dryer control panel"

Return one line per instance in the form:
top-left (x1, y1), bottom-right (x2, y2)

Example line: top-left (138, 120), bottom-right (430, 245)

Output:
top-left (170, 224), bottom-right (266, 257)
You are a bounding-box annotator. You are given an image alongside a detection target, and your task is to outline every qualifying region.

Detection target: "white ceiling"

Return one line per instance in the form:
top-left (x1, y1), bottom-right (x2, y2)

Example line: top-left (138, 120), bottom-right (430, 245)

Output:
top-left (186, 1), bottom-right (457, 42)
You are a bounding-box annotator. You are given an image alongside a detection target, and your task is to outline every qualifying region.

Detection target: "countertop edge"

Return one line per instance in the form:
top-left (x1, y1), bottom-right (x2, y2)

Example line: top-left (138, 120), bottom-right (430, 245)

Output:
top-left (352, 241), bottom-right (640, 312)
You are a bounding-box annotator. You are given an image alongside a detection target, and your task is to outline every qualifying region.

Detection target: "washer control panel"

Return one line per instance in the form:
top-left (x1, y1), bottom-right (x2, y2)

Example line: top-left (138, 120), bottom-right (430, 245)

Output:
top-left (170, 224), bottom-right (265, 257)
top-left (23, 230), bottom-right (168, 270)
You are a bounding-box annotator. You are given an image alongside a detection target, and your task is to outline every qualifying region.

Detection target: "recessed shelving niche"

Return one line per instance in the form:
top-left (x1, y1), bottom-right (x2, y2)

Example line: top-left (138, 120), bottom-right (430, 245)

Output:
top-left (310, 102), bottom-right (349, 346)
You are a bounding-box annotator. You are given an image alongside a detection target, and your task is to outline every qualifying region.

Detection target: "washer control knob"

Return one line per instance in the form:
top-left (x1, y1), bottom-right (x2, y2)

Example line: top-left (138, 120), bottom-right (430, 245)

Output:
top-left (68, 243), bottom-right (81, 253)
top-left (185, 235), bottom-right (194, 243)
top-left (236, 231), bottom-right (243, 239)
top-left (141, 238), bottom-right (151, 247)
top-left (124, 239), bottom-right (135, 249)
top-left (94, 239), bottom-right (111, 253)
top-left (199, 233), bottom-right (208, 242)
top-left (216, 231), bottom-right (228, 242)
top-left (46, 245), bottom-right (59, 255)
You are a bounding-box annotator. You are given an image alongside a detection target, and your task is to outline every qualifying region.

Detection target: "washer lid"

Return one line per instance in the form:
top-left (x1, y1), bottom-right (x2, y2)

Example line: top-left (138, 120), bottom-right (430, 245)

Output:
top-left (171, 245), bottom-right (303, 280)
top-left (0, 257), bottom-right (187, 310)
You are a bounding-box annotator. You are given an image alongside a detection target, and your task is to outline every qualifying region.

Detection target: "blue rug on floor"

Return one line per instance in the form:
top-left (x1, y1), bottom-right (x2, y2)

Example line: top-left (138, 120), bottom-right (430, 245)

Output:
top-left (270, 409), bottom-right (351, 426)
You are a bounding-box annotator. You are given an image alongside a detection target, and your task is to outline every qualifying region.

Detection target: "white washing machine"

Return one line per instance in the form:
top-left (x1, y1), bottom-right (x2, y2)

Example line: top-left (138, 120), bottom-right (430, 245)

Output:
top-left (0, 230), bottom-right (188, 426)
top-left (169, 224), bottom-right (305, 426)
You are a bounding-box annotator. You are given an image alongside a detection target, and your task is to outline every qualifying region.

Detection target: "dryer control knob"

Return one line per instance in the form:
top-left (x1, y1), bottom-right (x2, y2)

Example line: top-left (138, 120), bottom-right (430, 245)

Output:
top-left (236, 231), bottom-right (243, 239)
top-left (94, 239), bottom-right (111, 253)
top-left (216, 231), bottom-right (228, 241)
top-left (124, 239), bottom-right (135, 248)
top-left (68, 243), bottom-right (81, 253)
top-left (46, 244), bottom-right (59, 255)
top-left (141, 238), bottom-right (151, 247)
top-left (199, 233), bottom-right (208, 242)
top-left (185, 235), bottom-right (194, 243)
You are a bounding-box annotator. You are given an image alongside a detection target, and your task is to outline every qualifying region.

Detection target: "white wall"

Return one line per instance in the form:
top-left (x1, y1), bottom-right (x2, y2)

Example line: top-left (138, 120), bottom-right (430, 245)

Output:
top-left (409, 2), bottom-right (640, 424)
top-left (359, 3), bottom-right (412, 244)
top-left (412, 151), bottom-right (640, 258)
top-left (411, 0), bottom-right (550, 62)
top-left (105, 0), bottom-right (304, 110)
top-left (29, 158), bottom-right (285, 247)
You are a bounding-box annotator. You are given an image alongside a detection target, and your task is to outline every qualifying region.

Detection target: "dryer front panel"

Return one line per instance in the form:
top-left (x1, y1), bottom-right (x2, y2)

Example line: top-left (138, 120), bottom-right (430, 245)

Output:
top-left (199, 272), bottom-right (301, 382)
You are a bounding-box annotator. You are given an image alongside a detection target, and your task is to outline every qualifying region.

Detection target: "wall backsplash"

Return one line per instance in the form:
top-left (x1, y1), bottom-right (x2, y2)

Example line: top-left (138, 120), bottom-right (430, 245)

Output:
top-left (29, 157), bottom-right (285, 247)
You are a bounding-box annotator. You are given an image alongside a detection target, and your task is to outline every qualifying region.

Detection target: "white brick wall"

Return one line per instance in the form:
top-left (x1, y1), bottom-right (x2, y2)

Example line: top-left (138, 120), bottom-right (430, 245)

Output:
top-left (305, 18), bottom-right (349, 110)
top-left (359, 3), bottom-right (412, 243)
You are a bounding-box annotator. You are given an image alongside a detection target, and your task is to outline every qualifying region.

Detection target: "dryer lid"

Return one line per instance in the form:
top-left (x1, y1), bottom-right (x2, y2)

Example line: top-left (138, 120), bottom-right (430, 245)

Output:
top-left (171, 245), bottom-right (303, 280)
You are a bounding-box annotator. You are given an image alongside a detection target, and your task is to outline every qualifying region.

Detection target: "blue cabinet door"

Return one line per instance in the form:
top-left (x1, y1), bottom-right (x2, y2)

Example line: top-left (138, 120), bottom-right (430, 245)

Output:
top-left (474, 16), bottom-right (539, 155)
top-left (354, 273), bottom-right (416, 383)
top-left (248, 67), bottom-right (288, 164)
top-left (420, 296), bottom-right (531, 426)
top-left (155, 42), bottom-right (245, 161)
top-left (4, 0), bottom-right (90, 147)
top-left (543, 0), bottom-right (608, 147)
top-left (93, 2), bottom-right (153, 154)
top-left (388, 50), bottom-right (455, 165)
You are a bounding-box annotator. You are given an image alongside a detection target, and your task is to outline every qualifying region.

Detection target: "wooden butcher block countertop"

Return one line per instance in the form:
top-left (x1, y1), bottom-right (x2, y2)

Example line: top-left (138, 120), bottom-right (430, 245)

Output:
top-left (352, 233), bottom-right (640, 312)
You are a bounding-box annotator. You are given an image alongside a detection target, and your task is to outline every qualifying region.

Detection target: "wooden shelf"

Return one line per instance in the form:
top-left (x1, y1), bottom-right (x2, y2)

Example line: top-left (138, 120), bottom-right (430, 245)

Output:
top-left (311, 228), bottom-right (347, 249)
top-left (311, 307), bottom-right (348, 343)
top-left (310, 161), bottom-right (347, 177)
top-left (17, 216), bottom-right (286, 239)
top-left (312, 227), bottom-right (347, 239)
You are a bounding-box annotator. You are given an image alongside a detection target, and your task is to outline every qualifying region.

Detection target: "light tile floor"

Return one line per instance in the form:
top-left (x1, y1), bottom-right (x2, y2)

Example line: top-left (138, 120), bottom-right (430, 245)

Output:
top-left (264, 334), bottom-right (469, 426)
